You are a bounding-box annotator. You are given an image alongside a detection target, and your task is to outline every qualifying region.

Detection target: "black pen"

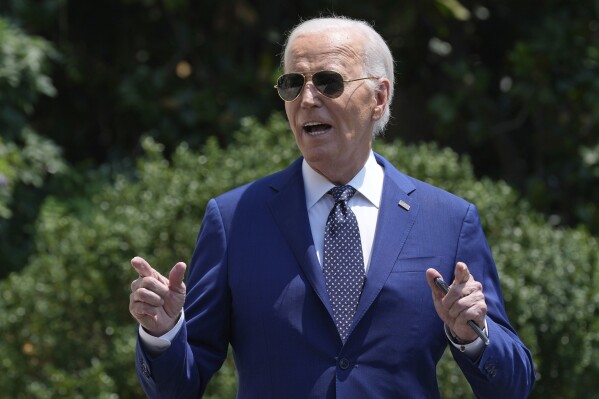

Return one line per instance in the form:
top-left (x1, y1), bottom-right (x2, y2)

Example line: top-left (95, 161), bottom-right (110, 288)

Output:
top-left (434, 277), bottom-right (490, 346)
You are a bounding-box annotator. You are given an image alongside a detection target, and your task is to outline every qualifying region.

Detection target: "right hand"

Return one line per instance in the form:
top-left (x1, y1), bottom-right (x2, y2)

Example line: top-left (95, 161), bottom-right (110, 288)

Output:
top-left (129, 256), bottom-right (187, 336)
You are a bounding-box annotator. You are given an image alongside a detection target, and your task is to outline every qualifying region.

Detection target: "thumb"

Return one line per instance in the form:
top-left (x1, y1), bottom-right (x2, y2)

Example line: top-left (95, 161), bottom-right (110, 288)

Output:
top-left (426, 268), bottom-right (444, 300)
top-left (425, 268), bottom-right (442, 288)
top-left (453, 262), bottom-right (471, 285)
top-left (168, 262), bottom-right (187, 293)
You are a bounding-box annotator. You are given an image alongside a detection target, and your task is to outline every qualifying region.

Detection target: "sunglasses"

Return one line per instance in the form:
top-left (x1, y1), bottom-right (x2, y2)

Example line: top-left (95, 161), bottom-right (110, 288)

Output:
top-left (274, 70), bottom-right (379, 102)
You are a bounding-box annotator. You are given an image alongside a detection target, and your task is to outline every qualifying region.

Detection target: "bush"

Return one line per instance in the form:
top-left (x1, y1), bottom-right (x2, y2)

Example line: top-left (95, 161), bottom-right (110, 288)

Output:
top-left (0, 17), bottom-right (65, 277)
top-left (0, 113), bottom-right (597, 398)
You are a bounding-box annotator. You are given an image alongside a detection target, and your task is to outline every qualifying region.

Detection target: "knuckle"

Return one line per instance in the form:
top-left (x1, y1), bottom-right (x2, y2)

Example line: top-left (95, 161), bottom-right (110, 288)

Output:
top-left (138, 303), bottom-right (153, 315)
top-left (480, 303), bottom-right (488, 314)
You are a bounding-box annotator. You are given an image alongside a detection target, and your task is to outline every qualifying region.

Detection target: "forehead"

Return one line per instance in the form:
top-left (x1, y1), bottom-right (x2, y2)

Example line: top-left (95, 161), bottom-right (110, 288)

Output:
top-left (285, 30), bottom-right (365, 73)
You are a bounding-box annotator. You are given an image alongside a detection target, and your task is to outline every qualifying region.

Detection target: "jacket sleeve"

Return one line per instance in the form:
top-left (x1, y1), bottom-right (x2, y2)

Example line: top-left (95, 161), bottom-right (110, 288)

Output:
top-left (451, 204), bottom-right (536, 398)
top-left (135, 198), bottom-right (231, 398)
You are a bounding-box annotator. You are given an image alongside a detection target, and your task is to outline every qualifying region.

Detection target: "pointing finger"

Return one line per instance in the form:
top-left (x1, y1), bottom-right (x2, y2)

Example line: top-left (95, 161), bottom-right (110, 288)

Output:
top-left (131, 256), bottom-right (169, 285)
top-left (131, 256), bottom-right (154, 277)
top-left (168, 262), bottom-right (187, 294)
top-left (454, 262), bottom-right (471, 285)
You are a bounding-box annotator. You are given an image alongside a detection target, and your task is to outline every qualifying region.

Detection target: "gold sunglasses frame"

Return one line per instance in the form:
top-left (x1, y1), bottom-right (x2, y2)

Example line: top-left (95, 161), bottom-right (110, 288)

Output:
top-left (274, 70), bottom-right (379, 102)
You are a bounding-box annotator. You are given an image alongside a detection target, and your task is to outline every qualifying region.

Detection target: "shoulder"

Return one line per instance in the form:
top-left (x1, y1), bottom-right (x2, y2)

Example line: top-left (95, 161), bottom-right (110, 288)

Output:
top-left (376, 153), bottom-right (472, 214)
top-left (211, 156), bottom-right (303, 208)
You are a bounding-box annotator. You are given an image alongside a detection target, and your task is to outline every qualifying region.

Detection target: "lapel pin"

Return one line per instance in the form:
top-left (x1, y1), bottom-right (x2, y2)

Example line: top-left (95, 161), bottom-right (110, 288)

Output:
top-left (398, 200), bottom-right (411, 211)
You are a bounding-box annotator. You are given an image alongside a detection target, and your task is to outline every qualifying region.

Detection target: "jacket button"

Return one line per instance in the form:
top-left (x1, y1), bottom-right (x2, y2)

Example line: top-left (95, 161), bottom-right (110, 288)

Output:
top-left (339, 358), bottom-right (350, 370)
top-left (141, 361), bottom-right (151, 378)
top-left (484, 363), bottom-right (496, 377)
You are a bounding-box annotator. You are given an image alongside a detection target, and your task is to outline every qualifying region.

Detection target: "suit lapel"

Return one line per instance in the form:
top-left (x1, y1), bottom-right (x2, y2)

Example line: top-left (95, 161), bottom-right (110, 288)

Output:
top-left (351, 155), bottom-right (419, 333)
top-left (265, 155), bottom-right (420, 337)
top-left (266, 159), bottom-right (334, 319)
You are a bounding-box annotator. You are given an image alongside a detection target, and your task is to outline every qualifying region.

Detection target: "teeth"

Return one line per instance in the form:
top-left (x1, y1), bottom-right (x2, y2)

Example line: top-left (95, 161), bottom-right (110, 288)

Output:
top-left (304, 122), bottom-right (323, 128)
top-left (303, 122), bottom-right (331, 135)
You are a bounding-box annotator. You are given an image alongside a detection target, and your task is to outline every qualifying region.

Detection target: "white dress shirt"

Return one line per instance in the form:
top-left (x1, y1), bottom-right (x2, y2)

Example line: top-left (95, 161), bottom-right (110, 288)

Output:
top-left (303, 150), bottom-right (384, 273)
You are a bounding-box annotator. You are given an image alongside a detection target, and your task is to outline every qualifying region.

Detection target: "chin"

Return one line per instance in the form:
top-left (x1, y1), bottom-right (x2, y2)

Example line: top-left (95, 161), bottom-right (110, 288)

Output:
top-left (301, 144), bottom-right (334, 161)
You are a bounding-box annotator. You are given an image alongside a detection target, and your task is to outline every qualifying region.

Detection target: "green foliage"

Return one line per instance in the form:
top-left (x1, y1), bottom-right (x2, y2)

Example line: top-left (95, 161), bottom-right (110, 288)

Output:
top-left (0, 17), bottom-right (61, 209)
top-left (0, 129), bottom-right (65, 216)
top-left (0, 113), bottom-right (597, 398)
top-left (419, 2), bottom-right (599, 233)
top-left (0, 16), bottom-right (67, 277)
top-left (3, 1), bottom-right (599, 235)
top-left (1, 0), bottom-right (283, 162)
top-left (0, 17), bottom-right (57, 134)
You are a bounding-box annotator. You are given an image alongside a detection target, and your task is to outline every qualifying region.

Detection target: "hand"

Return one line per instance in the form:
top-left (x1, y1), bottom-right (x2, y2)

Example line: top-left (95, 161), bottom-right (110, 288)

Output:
top-left (129, 256), bottom-right (187, 337)
top-left (426, 262), bottom-right (487, 343)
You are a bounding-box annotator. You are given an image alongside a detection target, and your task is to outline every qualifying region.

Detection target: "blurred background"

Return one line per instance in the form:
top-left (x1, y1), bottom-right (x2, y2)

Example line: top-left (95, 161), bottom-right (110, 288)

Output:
top-left (1, 0), bottom-right (598, 398)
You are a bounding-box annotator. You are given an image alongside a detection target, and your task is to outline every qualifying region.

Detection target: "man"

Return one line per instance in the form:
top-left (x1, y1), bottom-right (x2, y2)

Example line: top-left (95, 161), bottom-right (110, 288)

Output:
top-left (129, 16), bottom-right (535, 398)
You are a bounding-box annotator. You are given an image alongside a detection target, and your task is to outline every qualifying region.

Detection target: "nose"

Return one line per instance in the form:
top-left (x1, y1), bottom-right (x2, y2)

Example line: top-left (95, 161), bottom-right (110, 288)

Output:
top-left (299, 81), bottom-right (321, 108)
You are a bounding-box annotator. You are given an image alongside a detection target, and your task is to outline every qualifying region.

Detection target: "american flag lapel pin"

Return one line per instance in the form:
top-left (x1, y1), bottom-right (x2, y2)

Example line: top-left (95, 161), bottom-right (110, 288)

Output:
top-left (398, 200), bottom-right (411, 211)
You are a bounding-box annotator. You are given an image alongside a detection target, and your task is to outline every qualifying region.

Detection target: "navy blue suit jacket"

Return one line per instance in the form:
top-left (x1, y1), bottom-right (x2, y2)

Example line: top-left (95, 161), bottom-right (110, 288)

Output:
top-left (136, 154), bottom-right (535, 398)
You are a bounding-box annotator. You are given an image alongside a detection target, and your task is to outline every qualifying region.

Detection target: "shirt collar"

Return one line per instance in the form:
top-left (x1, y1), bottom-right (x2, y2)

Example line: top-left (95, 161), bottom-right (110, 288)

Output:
top-left (302, 151), bottom-right (384, 209)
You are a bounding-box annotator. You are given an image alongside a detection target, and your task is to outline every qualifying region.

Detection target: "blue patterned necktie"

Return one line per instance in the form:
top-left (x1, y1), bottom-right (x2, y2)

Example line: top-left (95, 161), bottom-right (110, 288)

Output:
top-left (323, 185), bottom-right (365, 342)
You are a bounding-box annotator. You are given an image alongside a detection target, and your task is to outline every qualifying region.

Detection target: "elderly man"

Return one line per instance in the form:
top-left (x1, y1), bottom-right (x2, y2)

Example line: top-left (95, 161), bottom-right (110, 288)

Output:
top-left (129, 16), bottom-right (535, 398)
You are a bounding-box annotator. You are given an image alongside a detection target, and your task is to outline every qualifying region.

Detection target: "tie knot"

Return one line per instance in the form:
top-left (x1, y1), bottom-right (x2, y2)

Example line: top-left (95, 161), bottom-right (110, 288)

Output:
top-left (329, 185), bottom-right (357, 203)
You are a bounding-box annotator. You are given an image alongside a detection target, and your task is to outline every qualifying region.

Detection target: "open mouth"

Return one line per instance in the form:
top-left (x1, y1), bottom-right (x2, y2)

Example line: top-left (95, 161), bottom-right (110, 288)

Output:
top-left (303, 122), bottom-right (332, 135)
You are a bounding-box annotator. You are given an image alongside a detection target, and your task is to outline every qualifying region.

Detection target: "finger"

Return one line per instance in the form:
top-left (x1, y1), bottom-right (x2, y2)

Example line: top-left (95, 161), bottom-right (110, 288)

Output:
top-left (131, 256), bottom-right (169, 285)
top-left (448, 291), bottom-right (485, 319)
top-left (138, 276), bottom-right (172, 297)
top-left (131, 287), bottom-right (165, 307)
top-left (130, 274), bottom-right (145, 292)
top-left (168, 262), bottom-right (187, 294)
top-left (131, 256), bottom-right (154, 278)
top-left (453, 262), bottom-right (472, 286)
top-left (455, 301), bottom-right (487, 327)
top-left (130, 301), bottom-right (162, 320)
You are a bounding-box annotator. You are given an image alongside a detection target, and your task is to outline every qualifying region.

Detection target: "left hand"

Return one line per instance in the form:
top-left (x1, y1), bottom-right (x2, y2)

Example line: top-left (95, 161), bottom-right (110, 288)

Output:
top-left (426, 262), bottom-right (487, 343)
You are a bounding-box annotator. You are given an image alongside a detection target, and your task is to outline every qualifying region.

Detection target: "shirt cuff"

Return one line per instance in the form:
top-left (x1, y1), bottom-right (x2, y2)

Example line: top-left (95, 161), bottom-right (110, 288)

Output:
top-left (138, 311), bottom-right (185, 356)
top-left (444, 318), bottom-right (488, 360)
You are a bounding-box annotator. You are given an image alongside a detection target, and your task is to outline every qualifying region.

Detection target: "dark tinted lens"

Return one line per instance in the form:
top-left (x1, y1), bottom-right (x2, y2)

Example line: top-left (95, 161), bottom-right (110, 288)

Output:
top-left (313, 71), bottom-right (344, 98)
top-left (277, 73), bottom-right (305, 101)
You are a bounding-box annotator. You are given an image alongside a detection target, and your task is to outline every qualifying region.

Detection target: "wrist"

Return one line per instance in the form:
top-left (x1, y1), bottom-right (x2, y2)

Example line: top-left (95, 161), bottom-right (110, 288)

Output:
top-left (444, 319), bottom-right (488, 357)
top-left (142, 312), bottom-right (183, 337)
top-left (448, 327), bottom-right (476, 345)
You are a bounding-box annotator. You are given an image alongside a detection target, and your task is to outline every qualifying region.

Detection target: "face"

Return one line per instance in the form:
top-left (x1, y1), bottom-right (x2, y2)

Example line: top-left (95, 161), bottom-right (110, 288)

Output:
top-left (284, 29), bottom-right (389, 184)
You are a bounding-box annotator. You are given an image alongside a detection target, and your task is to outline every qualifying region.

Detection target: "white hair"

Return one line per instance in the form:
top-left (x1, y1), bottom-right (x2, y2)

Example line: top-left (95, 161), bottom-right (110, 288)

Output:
top-left (282, 16), bottom-right (395, 136)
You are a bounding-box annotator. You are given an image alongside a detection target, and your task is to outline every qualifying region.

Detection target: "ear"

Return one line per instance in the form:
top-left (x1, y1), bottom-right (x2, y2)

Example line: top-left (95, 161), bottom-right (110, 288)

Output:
top-left (371, 78), bottom-right (391, 121)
